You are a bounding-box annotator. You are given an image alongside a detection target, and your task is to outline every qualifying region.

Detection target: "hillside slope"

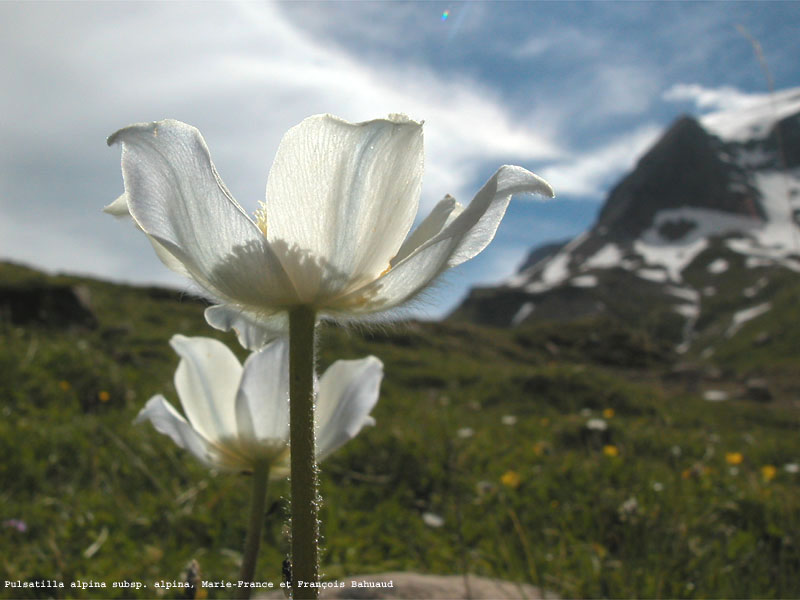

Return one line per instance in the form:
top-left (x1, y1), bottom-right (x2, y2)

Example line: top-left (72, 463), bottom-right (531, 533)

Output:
top-left (2, 258), bottom-right (799, 599)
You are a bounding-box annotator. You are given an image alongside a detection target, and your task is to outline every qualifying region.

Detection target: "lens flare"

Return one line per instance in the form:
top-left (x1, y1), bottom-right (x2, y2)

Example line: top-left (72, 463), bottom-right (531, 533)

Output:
top-left (441, 10), bottom-right (449, 21)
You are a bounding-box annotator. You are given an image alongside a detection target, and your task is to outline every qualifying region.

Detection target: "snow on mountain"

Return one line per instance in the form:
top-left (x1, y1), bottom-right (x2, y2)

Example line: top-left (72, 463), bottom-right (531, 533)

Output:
top-left (452, 87), bottom-right (800, 353)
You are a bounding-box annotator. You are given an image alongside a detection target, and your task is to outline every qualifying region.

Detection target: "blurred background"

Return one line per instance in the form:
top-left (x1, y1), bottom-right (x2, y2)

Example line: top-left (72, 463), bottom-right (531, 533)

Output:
top-left (3, 2), bottom-right (800, 599)
top-left (2, 0), bottom-right (798, 318)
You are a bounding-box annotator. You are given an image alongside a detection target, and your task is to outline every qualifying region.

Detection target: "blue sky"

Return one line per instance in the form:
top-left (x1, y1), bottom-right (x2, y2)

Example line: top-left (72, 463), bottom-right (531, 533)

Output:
top-left (1, 1), bottom-right (798, 319)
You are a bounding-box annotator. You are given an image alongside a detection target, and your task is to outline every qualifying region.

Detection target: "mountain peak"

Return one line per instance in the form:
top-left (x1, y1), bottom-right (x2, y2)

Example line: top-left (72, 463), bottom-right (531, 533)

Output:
top-left (596, 114), bottom-right (762, 241)
top-left (452, 89), bottom-right (800, 354)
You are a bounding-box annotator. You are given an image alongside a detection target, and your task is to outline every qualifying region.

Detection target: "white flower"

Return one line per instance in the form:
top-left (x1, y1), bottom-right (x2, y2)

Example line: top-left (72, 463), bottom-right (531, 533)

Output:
top-left (586, 418), bottom-right (608, 431)
top-left (617, 497), bottom-right (640, 521)
top-left (501, 414), bottom-right (518, 426)
top-left (422, 512), bottom-right (445, 528)
top-left (135, 335), bottom-right (382, 475)
top-left (107, 116), bottom-right (553, 348)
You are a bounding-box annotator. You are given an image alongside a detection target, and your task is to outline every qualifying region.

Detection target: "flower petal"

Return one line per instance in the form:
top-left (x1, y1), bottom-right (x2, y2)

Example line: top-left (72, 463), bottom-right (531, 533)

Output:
top-left (103, 192), bottom-right (192, 278)
top-left (170, 335), bottom-right (242, 443)
top-left (103, 193), bottom-right (131, 217)
top-left (391, 195), bottom-right (464, 267)
top-left (316, 356), bottom-right (383, 461)
top-left (234, 338), bottom-right (291, 444)
top-left (108, 120), bottom-right (296, 308)
top-left (335, 165), bottom-right (554, 313)
top-left (135, 395), bottom-right (216, 467)
top-left (204, 304), bottom-right (287, 351)
top-left (264, 114), bottom-right (423, 303)
top-left (146, 233), bottom-right (192, 279)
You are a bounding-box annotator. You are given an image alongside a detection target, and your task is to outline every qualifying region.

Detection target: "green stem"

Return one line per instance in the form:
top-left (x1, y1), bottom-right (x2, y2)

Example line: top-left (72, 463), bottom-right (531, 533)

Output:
top-left (239, 461), bottom-right (271, 600)
top-left (289, 306), bottom-right (319, 599)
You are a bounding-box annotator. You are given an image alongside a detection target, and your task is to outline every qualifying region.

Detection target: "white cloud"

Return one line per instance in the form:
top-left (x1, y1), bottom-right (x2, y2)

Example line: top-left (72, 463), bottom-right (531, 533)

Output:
top-left (5, 2), bottom-right (793, 318)
top-left (662, 83), bottom-right (767, 113)
top-left (0, 1), bottom-right (562, 295)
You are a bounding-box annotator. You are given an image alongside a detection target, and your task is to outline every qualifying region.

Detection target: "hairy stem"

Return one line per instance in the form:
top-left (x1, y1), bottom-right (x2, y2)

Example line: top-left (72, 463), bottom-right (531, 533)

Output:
top-left (289, 306), bottom-right (319, 599)
top-left (239, 461), bottom-right (271, 599)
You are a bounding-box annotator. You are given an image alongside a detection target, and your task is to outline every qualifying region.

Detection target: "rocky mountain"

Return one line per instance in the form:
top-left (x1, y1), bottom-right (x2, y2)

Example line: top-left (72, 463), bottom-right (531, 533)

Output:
top-left (452, 88), bottom-right (800, 356)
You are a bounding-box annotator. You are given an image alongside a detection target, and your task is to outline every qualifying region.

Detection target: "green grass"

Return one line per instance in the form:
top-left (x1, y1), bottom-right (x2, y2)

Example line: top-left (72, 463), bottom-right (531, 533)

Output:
top-left (2, 261), bottom-right (800, 598)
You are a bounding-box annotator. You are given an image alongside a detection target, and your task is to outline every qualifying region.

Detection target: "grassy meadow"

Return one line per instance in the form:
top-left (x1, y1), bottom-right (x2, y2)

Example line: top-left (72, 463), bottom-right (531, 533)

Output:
top-left (1, 261), bottom-right (799, 598)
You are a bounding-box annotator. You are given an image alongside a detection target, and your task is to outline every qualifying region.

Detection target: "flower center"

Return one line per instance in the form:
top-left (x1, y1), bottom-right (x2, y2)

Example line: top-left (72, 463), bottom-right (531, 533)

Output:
top-left (255, 202), bottom-right (268, 236)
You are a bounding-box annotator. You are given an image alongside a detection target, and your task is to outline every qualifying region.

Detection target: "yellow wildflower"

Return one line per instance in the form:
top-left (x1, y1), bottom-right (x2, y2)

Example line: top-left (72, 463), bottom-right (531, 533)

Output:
top-left (603, 445), bottom-right (619, 457)
top-left (725, 452), bottom-right (744, 465)
top-left (500, 470), bottom-right (521, 489)
top-left (602, 408), bottom-right (615, 419)
top-left (761, 465), bottom-right (777, 482)
top-left (98, 390), bottom-right (111, 403)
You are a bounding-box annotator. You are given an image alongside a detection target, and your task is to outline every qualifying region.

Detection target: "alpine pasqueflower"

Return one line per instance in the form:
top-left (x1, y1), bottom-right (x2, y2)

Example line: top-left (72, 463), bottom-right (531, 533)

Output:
top-left (107, 115), bottom-right (553, 348)
top-left (135, 335), bottom-right (382, 474)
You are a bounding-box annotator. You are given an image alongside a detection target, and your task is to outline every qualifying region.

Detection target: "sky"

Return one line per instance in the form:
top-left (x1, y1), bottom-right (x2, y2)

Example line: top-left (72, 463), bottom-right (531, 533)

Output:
top-left (1, 1), bottom-right (799, 320)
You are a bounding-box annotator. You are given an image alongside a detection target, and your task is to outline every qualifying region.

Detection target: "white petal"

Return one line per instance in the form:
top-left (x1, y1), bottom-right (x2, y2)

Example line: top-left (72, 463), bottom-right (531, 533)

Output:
top-left (108, 120), bottom-right (296, 308)
top-left (103, 193), bottom-right (131, 218)
top-left (391, 195), bottom-right (464, 266)
top-left (204, 304), bottom-right (288, 350)
top-left (146, 233), bottom-right (192, 279)
top-left (235, 338), bottom-right (291, 443)
top-left (264, 114), bottom-right (424, 303)
top-left (316, 356), bottom-right (383, 461)
top-left (135, 395), bottom-right (215, 467)
top-left (170, 335), bottom-right (242, 443)
top-left (102, 192), bottom-right (191, 278)
top-left (335, 165), bottom-right (554, 313)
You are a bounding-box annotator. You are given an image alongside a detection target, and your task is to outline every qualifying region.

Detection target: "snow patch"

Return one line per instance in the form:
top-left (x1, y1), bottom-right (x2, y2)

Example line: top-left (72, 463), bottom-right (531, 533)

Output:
top-left (519, 246), bottom-right (575, 293)
top-left (666, 285), bottom-right (700, 303)
top-left (675, 304), bottom-right (699, 319)
top-left (636, 268), bottom-right (669, 283)
top-left (620, 258), bottom-right (639, 270)
top-left (540, 251), bottom-right (570, 286)
top-left (726, 302), bottom-right (772, 337)
top-left (707, 258), bottom-right (729, 274)
top-left (743, 255), bottom-right (775, 269)
top-left (636, 206), bottom-right (764, 282)
top-left (634, 238), bottom-right (708, 283)
top-left (585, 243), bottom-right (622, 270)
top-left (511, 302), bottom-right (535, 326)
top-left (570, 275), bottom-right (598, 288)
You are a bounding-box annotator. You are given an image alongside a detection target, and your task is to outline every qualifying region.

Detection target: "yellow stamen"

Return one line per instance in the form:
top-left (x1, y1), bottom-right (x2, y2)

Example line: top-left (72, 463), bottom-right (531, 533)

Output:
top-left (255, 202), bottom-right (268, 236)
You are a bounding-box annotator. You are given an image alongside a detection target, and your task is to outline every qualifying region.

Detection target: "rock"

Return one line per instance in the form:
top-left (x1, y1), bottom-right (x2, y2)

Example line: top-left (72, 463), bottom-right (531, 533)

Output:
top-left (261, 573), bottom-right (557, 600)
top-left (744, 378), bottom-right (772, 403)
top-left (0, 282), bottom-right (97, 329)
top-left (596, 116), bottom-right (762, 241)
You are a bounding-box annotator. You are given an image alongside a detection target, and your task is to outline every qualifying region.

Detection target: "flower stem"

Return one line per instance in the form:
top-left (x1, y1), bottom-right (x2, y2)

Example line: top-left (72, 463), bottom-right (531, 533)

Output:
top-left (289, 306), bottom-right (319, 599)
top-left (239, 460), bottom-right (271, 599)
